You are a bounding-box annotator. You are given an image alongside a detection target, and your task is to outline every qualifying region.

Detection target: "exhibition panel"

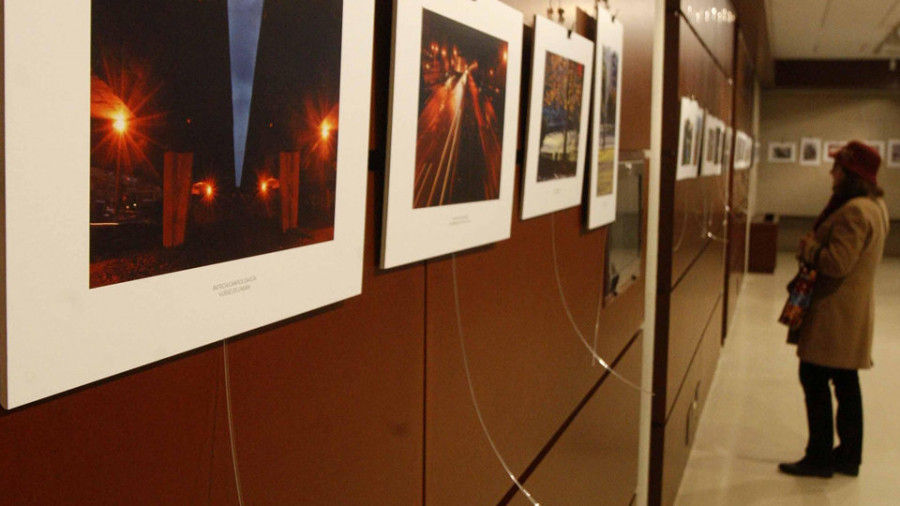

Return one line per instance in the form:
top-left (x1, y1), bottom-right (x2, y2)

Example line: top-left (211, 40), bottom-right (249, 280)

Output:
top-left (2, 0), bottom-right (656, 504)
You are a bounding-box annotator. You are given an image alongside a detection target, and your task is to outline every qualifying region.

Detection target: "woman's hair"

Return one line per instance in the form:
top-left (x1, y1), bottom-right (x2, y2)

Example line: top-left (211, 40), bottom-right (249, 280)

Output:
top-left (835, 166), bottom-right (884, 200)
top-left (813, 165), bottom-right (885, 230)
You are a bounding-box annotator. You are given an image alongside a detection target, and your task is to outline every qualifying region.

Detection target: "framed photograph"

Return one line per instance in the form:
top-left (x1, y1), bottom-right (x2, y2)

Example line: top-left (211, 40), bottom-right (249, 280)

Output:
top-left (888, 139), bottom-right (900, 168)
top-left (864, 140), bottom-right (886, 161)
top-left (799, 137), bottom-right (822, 166)
top-left (520, 15), bottom-right (593, 220)
top-left (2, 1), bottom-right (376, 408)
top-left (734, 130), bottom-right (752, 170)
top-left (722, 127), bottom-right (733, 169)
top-left (381, 0), bottom-right (522, 268)
top-left (587, 6), bottom-right (624, 229)
top-left (767, 141), bottom-right (797, 163)
top-left (823, 140), bottom-right (846, 163)
top-left (700, 115), bottom-right (723, 176)
top-left (676, 97), bottom-right (699, 181)
top-left (693, 107), bottom-right (706, 174)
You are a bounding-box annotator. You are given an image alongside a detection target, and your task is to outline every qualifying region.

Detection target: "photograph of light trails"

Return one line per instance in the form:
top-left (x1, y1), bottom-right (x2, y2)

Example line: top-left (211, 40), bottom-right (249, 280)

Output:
top-left (413, 9), bottom-right (508, 208)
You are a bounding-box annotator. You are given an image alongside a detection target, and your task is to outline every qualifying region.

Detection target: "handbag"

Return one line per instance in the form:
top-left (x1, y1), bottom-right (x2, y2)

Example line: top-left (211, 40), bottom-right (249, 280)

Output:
top-left (778, 261), bottom-right (817, 331)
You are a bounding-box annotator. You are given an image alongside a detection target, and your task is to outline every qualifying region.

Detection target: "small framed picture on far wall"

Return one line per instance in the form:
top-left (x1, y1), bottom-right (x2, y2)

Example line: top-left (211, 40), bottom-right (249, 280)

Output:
top-left (864, 140), bottom-right (886, 162)
top-left (823, 140), bottom-right (846, 163)
top-left (799, 137), bottom-right (821, 166)
top-left (767, 141), bottom-right (796, 163)
top-left (888, 139), bottom-right (900, 168)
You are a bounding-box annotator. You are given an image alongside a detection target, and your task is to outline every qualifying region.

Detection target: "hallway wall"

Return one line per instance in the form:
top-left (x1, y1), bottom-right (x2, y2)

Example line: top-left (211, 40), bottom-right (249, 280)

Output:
top-left (648, 0), bottom-right (749, 503)
top-left (757, 89), bottom-right (900, 217)
top-left (0, 1), bottom-right (655, 504)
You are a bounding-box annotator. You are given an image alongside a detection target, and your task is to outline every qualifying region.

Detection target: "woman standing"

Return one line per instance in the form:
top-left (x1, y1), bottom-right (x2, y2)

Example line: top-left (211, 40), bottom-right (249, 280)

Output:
top-left (779, 141), bottom-right (890, 478)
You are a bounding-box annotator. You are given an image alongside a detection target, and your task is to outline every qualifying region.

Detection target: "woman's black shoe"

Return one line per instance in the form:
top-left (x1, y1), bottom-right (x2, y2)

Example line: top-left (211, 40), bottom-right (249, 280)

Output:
top-left (834, 461), bottom-right (859, 476)
top-left (778, 458), bottom-right (834, 478)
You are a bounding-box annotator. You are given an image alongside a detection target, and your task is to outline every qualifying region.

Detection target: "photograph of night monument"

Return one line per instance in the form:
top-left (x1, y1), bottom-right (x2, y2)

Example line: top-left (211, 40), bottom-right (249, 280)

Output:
top-left (90, 0), bottom-right (342, 288)
top-left (413, 9), bottom-right (508, 209)
top-left (537, 52), bottom-right (585, 182)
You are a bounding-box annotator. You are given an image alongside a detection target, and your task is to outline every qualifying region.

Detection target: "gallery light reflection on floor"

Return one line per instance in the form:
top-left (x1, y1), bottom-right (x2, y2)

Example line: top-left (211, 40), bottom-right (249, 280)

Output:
top-left (674, 252), bottom-right (900, 506)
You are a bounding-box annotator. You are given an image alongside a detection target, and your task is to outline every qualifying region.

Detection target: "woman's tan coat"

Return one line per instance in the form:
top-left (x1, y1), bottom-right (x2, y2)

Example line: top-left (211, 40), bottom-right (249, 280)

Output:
top-left (796, 196), bottom-right (890, 370)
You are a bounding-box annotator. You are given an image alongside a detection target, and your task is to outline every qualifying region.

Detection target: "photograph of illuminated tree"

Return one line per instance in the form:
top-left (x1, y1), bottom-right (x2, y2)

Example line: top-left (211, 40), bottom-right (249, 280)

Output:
top-left (537, 52), bottom-right (585, 181)
top-left (90, 0), bottom-right (342, 288)
top-left (413, 9), bottom-right (508, 208)
top-left (596, 46), bottom-right (619, 196)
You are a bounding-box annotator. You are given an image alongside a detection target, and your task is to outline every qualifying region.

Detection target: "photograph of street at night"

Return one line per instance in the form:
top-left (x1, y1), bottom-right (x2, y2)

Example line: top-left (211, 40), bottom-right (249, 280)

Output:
top-left (413, 9), bottom-right (508, 208)
top-left (90, 0), bottom-right (342, 288)
top-left (596, 47), bottom-right (620, 196)
top-left (537, 52), bottom-right (585, 182)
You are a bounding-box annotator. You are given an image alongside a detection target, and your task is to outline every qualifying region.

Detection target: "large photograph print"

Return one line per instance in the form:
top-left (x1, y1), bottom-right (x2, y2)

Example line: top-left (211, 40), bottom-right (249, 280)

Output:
top-left (520, 15), bottom-right (593, 220)
top-left (587, 7), bottom-right (624, 229)
top-left (2, 1), bottom-right (375, 408)
top-left (382, 0), bottom-right (523, 268)
top-left (91, 0), bottom-right (342, 288)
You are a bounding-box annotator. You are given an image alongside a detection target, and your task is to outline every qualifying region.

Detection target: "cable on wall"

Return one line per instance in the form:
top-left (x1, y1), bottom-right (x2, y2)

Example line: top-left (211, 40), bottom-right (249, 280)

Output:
top-left (223, 339), bottom-right (246, 506)
top-left (549, 213), bottom-right (651, 395)
top-left (451, 255), bottom-right (541, 506)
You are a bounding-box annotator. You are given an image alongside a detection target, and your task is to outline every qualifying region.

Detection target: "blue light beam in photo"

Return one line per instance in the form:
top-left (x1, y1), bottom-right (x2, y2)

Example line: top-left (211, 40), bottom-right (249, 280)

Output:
top-left (228, 0), bottom-right (265, 187)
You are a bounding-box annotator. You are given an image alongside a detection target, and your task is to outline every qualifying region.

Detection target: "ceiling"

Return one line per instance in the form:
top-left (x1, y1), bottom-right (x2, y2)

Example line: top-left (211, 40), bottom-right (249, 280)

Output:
top-left (765, 0), bottom-right (900, 59)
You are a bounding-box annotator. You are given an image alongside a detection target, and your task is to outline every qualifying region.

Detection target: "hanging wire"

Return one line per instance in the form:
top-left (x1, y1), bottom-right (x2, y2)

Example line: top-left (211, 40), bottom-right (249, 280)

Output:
top-left (223, 339), bottom-right (246, 506)
top-left (550, 213), bottom-right (652, 395)
top-left (451, 255), bottom-right (541, 506)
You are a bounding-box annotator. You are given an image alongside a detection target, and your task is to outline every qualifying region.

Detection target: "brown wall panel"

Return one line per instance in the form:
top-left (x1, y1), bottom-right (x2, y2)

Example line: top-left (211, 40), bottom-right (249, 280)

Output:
top-left (671, 176), bottom-right (728, 286)
top-left (224, 173), bottom-right (425, 505)
top-left (651, 5), bottom-right (733, 503)
top-left (724, 31), bottom-right (754, 335)
top-left (619, 0), bottom-right (657, 151)
top-left (509, 335), bottom-right (643, 506)
top-left (663, 242), bottom-right (724, 420)
top-left (658, 349), bottom-right (701, 506)
top-left (423, 198), bottom-right (642, 504)
top-left (680, 0), bottom-right (735, 78)
top-left (699, 299), bottom-right (723, 410)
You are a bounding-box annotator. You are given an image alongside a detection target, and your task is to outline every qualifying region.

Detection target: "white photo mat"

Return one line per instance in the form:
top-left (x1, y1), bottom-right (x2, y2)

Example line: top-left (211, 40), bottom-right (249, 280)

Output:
top-left (799, 137), bottom-right (821, 166)
top-left (587, 7), bottom-right (624, 230)
top-left (676, 97), bottom-right (699, 181)
top-left (381, 0), bottom-right (523, 268)
top-left (767, 141), bottom-right (797, 163)
top-left (520, 15), bottom-right (593, 220)
top-left (888, 139), bottom-right (900, 168)
top-left (2, 2), bottom-right (375, 408)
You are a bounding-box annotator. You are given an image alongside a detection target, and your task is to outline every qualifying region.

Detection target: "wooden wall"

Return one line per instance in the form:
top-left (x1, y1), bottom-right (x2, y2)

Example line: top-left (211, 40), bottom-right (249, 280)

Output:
top-left (0, 1), bottom-right (655, 504)
top-left (648, 0), bottom-right (739, 504)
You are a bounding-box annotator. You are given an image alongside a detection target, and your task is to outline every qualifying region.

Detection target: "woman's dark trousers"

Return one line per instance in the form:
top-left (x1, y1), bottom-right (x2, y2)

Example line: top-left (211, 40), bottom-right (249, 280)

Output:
top-left (799, 361), bottom-right (862, 466)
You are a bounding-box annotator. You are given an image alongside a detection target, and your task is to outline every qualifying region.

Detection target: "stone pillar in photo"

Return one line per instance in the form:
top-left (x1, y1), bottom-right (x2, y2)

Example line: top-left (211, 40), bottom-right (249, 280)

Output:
top-left (279, 151), bottom-right (300, 232)
top-left (163, 152), bottom-right (193, 248)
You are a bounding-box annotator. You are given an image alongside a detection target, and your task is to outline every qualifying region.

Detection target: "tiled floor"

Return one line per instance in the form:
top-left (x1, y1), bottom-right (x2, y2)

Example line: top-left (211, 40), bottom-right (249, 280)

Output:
top-left (674, 253), bottom-right (900, 505)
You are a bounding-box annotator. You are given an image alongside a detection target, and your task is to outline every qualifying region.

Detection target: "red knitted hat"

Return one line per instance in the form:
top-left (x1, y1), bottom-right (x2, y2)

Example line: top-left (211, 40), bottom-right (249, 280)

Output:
top-left (832, 141), bottom-right (881, 184)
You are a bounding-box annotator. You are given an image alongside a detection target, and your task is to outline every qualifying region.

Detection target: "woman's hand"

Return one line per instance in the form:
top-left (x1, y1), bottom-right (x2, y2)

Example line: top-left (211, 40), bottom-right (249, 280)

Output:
top-left (797, 232), bottom-right (816, 261)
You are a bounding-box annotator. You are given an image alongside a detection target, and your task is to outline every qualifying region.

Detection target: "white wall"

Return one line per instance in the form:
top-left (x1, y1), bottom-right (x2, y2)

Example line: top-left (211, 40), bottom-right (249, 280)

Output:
top-left (756, 89), bottom-right (900, 218)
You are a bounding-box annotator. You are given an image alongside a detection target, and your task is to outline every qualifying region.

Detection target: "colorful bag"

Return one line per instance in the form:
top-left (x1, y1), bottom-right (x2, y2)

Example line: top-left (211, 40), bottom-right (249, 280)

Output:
top-left (778, 262), bottom-right (817, 331)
